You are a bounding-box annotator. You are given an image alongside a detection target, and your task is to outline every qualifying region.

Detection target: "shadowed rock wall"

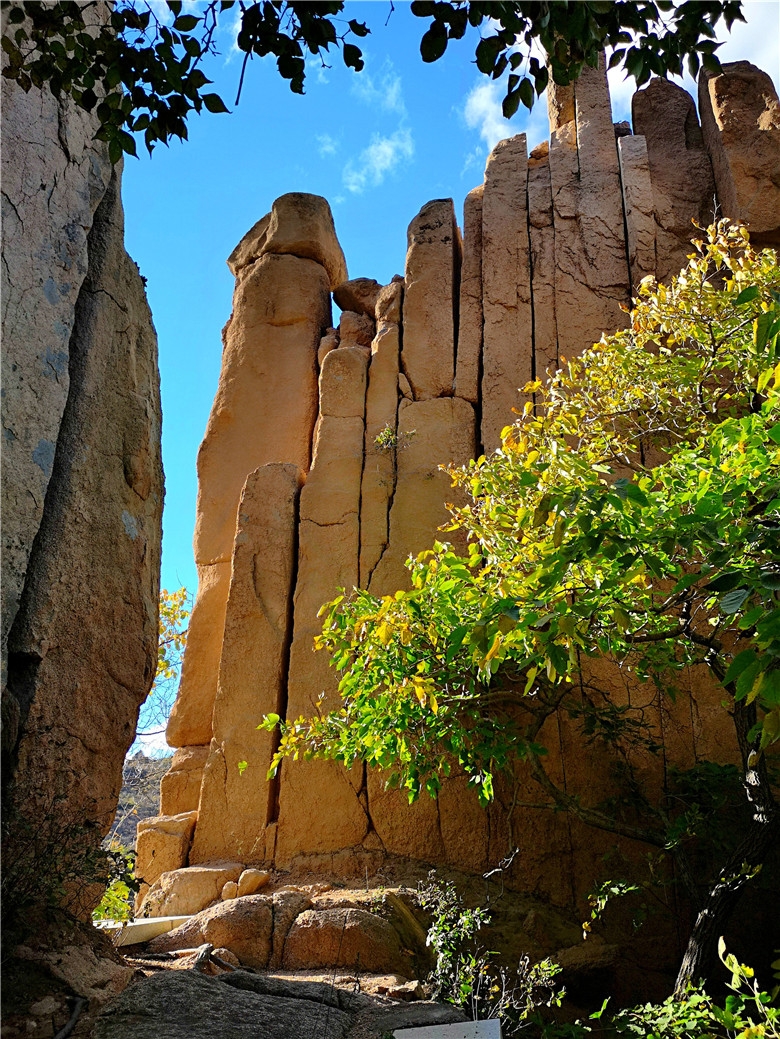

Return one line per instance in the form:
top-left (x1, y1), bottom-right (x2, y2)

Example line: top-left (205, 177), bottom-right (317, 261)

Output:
top-left (1, 17), bottom-right (163, 924)
top-left (143, 59), bottom-right (779, 916)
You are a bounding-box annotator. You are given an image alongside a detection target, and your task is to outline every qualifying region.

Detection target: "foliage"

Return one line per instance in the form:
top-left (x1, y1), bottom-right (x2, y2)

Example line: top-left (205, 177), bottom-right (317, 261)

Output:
top-left (2, 1), bottom-right (746, 158)
top-left (267, 222), bottom-right (780, 794)
top-left (92, 844), bottom-right (138, 923)
top-left (1, 798), bottom-right (118, 941)
top-left (417, 871), bottom-right (563, 1033)
top-left (542, 943), bottom-right (779, 1037)
top-left (262, 222), bottom-right (780, 989)
top-left (131, 586), bottom-right (190, 753)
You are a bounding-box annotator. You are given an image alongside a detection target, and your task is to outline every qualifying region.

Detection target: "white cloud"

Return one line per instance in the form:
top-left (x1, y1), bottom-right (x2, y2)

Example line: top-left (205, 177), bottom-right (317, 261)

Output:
top-left (462, 77), bottom-right (550, 165)
top-left (343, 129), bottom-right (414, 194)
top-left (317, 133), bottom-right (339, 157)
top-left (351, 59), bottom-right (406, 116)
top-left (463, 80), bottom-right (508, 152)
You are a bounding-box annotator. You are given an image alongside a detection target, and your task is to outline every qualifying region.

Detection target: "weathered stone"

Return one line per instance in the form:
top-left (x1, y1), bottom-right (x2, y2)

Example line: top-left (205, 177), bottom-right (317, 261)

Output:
top-left (527, 143), bottom-right (558, 381)
top-left (617, 134), bottom-right (657, 288)
top-left (263, 192), bottom-right (348, 289)
top-left (135, 812), bottom-right (197, 889)
top-left (283, 907), bottom-right (413, 975)
top-left (189, 464), bottom-right (303, 865)
top-left (221, 881), bottom-right (238, 901)
top-left (275, 351), bottom-right (370, 865)
top-left (375, 279), bottom-right (404, 324)
top-left (632, 78), bottom-right (717, 281)
top-left (360, 324), bottom-right (400, 587)
top-left (398, 372), bottom-right (413, 399)
top-left (166, 561), bottom-right (231, 748)
top-left (318, 327), bottom-right (340, 368)
top-left (4, 167), bottom-right (163, 863)
top-left (140, 862), bottom-right (243, 918)
top-left (369, 397), bottom-right (476, 594)
top-left (1, 55), bottom-right (113, 679)
top-left (159, 746), bottom-right (210, 816)
top-left (481, 134), bottom-right (532, 452)
top-left (339, 309), bottom-right (374, 350)
top-left (226, 213), bottom-right (270, 275)
top-left (170, 246), bottom-right (330, 751)
top-left (548, 56), bottom-right (630, 362)
top-left (270, 890), bottom-right (314, 968)
top-left (94, 970), bottom-right (465, 1039)
top-left (455, 186), bottom-right (483, 406)
top-left (237, 868), bottom-right (271, 896)
top-left (194, 252), bottom-right (328, 564)
top-left (334, 277), bottom-right (382, 316)
top-left (698, 61), bottom-right (780, 245)
top-left (402, 199), bottom-right (461, 400)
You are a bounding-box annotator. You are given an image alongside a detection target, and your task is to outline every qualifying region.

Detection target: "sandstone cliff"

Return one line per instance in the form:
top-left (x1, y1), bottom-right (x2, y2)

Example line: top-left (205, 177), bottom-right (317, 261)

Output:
top-left (143, 59), bottom-right (779, 916)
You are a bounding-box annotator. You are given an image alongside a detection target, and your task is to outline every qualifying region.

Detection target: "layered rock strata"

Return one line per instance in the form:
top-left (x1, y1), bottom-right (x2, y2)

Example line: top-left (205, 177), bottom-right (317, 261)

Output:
top-left (146, 59), bottom-right (780, 915)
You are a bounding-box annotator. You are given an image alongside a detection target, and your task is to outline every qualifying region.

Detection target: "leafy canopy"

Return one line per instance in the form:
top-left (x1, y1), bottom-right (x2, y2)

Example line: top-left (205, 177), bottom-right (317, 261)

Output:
top-left (262, 222), bottom-right (780, 805)
top-left (2, 1), bottom-right (746, 159)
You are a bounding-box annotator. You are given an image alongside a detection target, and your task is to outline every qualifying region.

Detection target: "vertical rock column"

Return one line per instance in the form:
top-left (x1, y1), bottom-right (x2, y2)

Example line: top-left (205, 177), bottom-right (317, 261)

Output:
top-left (527, 142), bottom-right (559, 385)
top-left (455, 186), bottom-right (484, 410)
top-left (698, 61), bottom-right (780, 247)
top-left (480, 134), bottom-right (533, 453)
top-left (188, 463), bottom-right (303, 864)
top-left (617, 134), bottom-right (657, 289)
top-left (164, 195), bottom-right (344, 769)
top-left (631, 78), bottom-right (716, 283)
top-left (1, 55), bottom-right (112, 685)
top-left (548, 56), bottom-right (631, 359)
top-left (274, 347), bottom-right (371, 865)
top-left (5, 168), bottom-right (163, 872)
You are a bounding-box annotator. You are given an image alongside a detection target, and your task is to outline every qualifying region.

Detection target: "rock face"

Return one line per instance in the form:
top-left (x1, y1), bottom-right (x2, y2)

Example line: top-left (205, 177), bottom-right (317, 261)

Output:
top-left (151, 58), bottom-right (778, 916)
top-left (698, 61), bottom-right (780, 246)
top-left (1, 19), bottom-right (163, 1016)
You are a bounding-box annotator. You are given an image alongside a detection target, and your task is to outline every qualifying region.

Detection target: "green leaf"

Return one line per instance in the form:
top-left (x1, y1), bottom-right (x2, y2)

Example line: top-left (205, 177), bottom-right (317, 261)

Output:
top-left (173, 14), bottom-right (199, 31)
top-left (735, 284), bottom-right (760, 305)
top-left (720, 587), bottom-right (750, 615)
top-left (202, 92), bottom-right (229, 113)
top-left (342, 43), bottom-right (364, 71)
top-left (420, 22), bottom-right (447, 63)
top-left (723, 649), bottom-right (760, 686)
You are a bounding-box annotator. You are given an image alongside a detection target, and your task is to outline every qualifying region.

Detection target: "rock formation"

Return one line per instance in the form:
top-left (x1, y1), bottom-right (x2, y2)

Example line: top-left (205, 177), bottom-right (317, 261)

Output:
top-left (1, 6), bottom-right (163, 1003)
top-left (143, 60), bottom-right (780, 916)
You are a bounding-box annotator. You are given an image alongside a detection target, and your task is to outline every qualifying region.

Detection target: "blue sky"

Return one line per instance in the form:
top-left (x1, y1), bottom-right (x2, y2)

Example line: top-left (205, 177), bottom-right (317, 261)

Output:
top-left (122, 1), bottom-right (780, 602)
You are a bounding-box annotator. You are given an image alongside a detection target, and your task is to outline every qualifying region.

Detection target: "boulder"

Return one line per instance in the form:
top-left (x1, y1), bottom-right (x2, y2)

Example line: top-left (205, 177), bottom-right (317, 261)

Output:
top-left (283, 907), bottom-right (413, 975)
top-left (237, 868), bottom-right (271, 896)
top-left (263, 192), bottom-right (348, 289)
top-left (226, 213), bottom-right (271, 275)
top-left (140, 862), bottom-right (243, 918)
top-left (334, 277), bottom-right (382, 317)
top-left (135, 812), bottom-right (198, 888)
top-left (339, 309), bottom-right (375, 349)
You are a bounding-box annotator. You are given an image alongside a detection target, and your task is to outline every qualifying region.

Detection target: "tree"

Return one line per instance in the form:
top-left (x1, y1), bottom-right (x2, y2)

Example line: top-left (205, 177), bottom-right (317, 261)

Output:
top-left (2, 0), bottom-right (746, 161)
top-left (131, 586), bottom-right (189, 754)
top-left (264, 222), bottom-right (780, 995)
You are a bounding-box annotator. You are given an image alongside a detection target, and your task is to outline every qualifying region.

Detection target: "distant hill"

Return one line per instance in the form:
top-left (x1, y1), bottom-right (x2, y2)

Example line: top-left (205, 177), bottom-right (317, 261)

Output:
top-left (108, 752), bottom-right (172, 850)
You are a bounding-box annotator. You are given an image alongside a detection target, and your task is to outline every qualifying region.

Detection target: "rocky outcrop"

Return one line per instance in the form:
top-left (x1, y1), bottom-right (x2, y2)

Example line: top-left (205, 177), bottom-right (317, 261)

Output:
top-left (150, 58), bottom-right (779, 917)
top-left (3, 159), bottom-right (163, 861)
top-left (698, 60), bottom-right (780, 246)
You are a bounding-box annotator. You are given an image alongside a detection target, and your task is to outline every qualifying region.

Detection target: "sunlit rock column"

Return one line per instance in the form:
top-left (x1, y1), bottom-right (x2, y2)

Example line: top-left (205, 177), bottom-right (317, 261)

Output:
top-left (165, 195), bottom-right (344, 762)
top-left (698, 60), bottom-right (780, 247)
top-left (548, 56), bottom-right (631, 359)
top-left (631, 78), bottom-right (716, 282)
